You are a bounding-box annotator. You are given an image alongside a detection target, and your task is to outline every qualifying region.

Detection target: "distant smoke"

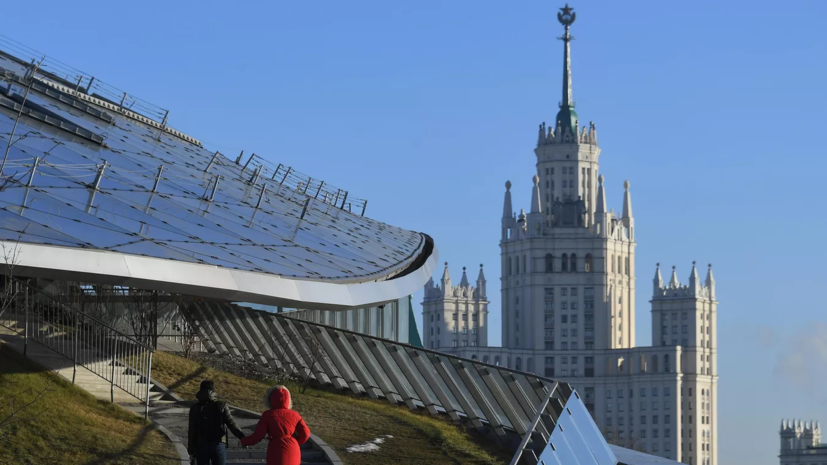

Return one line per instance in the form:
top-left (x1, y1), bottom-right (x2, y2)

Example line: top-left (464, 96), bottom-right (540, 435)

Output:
top-left (773, 322), bottom-right (827, 397)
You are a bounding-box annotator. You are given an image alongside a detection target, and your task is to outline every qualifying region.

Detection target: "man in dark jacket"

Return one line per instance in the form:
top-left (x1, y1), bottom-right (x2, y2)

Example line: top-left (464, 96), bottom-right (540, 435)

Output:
top-left (188, 379), bottom-right (245, 465)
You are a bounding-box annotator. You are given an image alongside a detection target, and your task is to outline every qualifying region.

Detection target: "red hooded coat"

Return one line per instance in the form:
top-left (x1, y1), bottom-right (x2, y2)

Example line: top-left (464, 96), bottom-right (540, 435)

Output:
top-left (241, 387), bottom-right (311, 465)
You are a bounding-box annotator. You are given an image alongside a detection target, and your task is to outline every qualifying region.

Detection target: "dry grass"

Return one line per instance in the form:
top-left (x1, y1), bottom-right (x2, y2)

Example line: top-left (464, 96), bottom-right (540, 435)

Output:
top-left (152, 351), bottom-right (511, 465)
top-left (0, 345), bottom-right (179, 465)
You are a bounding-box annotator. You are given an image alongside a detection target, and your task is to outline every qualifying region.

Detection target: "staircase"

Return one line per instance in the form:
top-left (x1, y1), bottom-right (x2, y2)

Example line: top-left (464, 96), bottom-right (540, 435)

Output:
top-left (123, 402), bottom-right (333, 465)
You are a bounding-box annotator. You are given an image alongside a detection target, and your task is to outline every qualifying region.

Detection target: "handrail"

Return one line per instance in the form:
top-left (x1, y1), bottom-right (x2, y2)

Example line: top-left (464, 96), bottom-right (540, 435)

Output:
top-left (0, 277), bottom-right (155, 417)
top-left (33, 281), bottom-right (155, 352)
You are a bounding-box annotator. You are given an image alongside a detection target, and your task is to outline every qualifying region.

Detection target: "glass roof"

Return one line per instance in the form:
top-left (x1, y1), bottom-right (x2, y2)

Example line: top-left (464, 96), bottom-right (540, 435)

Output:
top-left (0, 48), bottom-right (426, 282)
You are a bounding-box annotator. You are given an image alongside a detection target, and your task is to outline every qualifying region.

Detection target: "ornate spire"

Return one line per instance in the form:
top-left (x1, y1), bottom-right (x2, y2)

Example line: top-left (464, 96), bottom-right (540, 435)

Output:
top-left (653, 262), bottom-right (663, 296)
top-left (622, 180), bottom-right (633, 219)
top-left (503, 180), bottom-right (513, 219)
top-left (705, 263), bottom-right (716, 300)
top-left (530, 175), bottom-right (542, 213)
top-left (459, 266), bottom-right (469, 287)
top-left (689, 261), bottom-right (699, 293)
top-left (556, 4), bottom-right (578, 136)
top-left (669, 265), bottom-right (680, 288)
top-left (595, 175), bottom-right (606, 213)
top-left (441, 262), bottom-right (451, 284)
top-left (477, 264), bottom-right (486, 283)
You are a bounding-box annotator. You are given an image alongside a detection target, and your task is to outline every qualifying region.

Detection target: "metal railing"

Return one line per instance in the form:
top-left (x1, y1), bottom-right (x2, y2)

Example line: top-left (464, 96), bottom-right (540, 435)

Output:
top-left (182, 301), bottom-right (583, 460)
top-left (0, 278), bottom-right (154, 418)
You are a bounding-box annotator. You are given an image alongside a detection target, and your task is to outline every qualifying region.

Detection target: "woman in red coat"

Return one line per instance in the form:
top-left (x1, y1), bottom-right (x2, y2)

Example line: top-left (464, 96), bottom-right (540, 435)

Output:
top-left (241, 385), bottom-right (311, 465)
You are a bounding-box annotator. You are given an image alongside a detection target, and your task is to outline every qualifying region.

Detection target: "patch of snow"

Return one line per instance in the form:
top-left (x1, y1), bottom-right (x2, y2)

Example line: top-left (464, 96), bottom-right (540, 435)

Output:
top-left (345, 435), bottom-right (394, 453)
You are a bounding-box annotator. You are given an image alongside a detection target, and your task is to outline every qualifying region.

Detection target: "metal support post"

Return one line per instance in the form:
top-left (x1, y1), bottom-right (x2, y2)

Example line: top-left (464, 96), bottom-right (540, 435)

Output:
top-left (271, 163), bottom-right (283, 180)
top-left (26, 157), bottom-right (40, 187)
top-left (85, 76), bottom-right (95, 94)
top-left (249, 165), bottom-right (262, 185)
top-left (314, 181), bottom-right (325, 199)
top-left (23, 282), bottom-right (28, 357)
top-left (361, 200), bottom-right (368, 217)
top-left (206, 151), bottom-right (220, 172)
top-left (280, 167), bottom-right (292, 186)
top-left (111, 336), bottom-right (118, 403)
top-left (235, 150), bottom-right (244, 165)
top-left (152, 165), bottom-right (164, 192)
top-left (340, 191), bottom-right (349, 210)
top-left (303, 178), bottom-right (312, 194)
top-left (207, 175), bottom-right (221, 201)
top-left (145, 351), bottom-right (153, 419)
top-left (92, 160), bottom-right (108, 190)
top-left (242, 153), bottom-right (255, 171)
top-left (256, 184), bottom-right (267, 209)
top-left (119, 92), bottom-right (128, 110)
top-left (299, 197), bottom-right (311, 220)
top-left (160, 110), bottom-right (169, 128)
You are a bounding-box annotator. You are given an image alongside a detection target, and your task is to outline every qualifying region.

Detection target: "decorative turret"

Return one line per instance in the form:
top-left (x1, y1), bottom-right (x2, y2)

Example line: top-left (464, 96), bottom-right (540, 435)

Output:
top-left (594, 174), bottom-right (607, 236)
top-left (530, 175), bottom-right (542, 213)
top-left (459, 266), bottom-right (469, 287)
top-left (669, 266), bottom-right (680, 288)
top-left (503, 181), bottom-right (513, 219)
top-left (476, 264), bottom-right (486, 299)
top-left (502, 181), bottom-right (514, 240)
top-left (706, 263), bottom-right (716, 300)
top-left (441, 262), bottom-right (451, 296)
top-left (653, 263), bottom-right (663, 295)
top-left (688, 261), bottom-right (700, 295)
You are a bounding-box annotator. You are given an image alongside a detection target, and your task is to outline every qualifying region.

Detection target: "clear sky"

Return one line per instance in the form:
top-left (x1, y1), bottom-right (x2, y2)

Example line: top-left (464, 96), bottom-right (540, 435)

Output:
top-left (4, 1), bottom-right (826, 463)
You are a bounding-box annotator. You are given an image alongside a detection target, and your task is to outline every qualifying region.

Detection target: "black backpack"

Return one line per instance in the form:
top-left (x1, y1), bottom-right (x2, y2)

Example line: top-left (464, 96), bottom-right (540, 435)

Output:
top-left (197, 401), bottom-right (226, 443)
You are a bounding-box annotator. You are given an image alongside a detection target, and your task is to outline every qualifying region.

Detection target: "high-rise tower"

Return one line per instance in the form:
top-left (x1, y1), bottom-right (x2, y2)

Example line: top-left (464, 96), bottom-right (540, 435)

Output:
top-left (424, 5), bottom-right (718, 464)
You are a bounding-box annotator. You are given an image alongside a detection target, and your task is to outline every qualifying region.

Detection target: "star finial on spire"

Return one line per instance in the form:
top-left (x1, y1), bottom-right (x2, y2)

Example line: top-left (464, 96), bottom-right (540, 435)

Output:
top-left (558, 4), bottom-right (576, 26)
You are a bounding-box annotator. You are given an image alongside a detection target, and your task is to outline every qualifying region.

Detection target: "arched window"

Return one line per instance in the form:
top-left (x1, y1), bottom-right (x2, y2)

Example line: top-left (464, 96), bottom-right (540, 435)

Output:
top-left (664, 354), bottom-right (670, 373)
top-left (516, 357), bottom-right (522, 371)
top-left (625, 257), bottom-right (630, 276)
top-left (585, 254), bottom-right (593, 272)
top-left (483, 355), bottom-right (490, 364)
top-left (617, 256), bottom-right (622, 274)
top-left (494, 356), bottom-right (501, 366)
top-left (652, 356), bottom-right (659, 373)
top-left (561, 254), bottom-right (569, 272)
top-left (570, 253), bottom-right (577, 272)
top-left (640, 354), bottom-right (647, 373)
top-left (523, 255), bottom-right (527, 273)
top-left (471, 354), bottom-right (478, 360)
top-left (545, 254), bottom-right (553, 273)
top-left (611, 254), bottom-right (615, 273)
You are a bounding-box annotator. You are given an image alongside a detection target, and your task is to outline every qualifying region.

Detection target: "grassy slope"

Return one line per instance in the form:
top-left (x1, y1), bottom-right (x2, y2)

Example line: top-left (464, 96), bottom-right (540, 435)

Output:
top-left (0, 345), bottom-right (179, 465)
top-left (152, 351), bottom-right (510, 465)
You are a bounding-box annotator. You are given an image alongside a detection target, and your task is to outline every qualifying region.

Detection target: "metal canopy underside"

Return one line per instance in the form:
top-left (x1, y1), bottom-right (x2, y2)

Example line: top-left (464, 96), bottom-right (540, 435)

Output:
top-left (0, 49), bottom-right (437, 309)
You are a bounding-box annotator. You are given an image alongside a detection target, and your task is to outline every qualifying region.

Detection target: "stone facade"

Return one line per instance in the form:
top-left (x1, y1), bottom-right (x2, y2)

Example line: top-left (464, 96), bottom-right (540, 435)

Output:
top-left (422, 265), bottom-right (489, 350)
top-left (421, 5), bottom-right (718, 465)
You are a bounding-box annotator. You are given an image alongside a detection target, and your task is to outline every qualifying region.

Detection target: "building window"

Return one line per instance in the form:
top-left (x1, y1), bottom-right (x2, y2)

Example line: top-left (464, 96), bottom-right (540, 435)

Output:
top-left (561, 254), bottom-right (568, 272)
top-left (571, 302), bottom-right (578, 310)
top-left (562, 342), bottom-right (568, 350)
top-left (570, 254), bottom-right (577, 272)
top-left (545, 254), bottom-right (553, 272)
top-left (585, 254), bottom-right (593, 272)
top-left (571, 315), bottom-right (579, 324)
top-left (452, 341), bottom-right (458, 348)
top-left (561, 302), bottom-right (568, 310)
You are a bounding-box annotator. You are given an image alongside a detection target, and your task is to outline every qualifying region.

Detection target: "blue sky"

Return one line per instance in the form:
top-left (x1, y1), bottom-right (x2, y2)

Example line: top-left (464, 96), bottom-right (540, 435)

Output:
top-left (5, 1), bottom-right (827, 463)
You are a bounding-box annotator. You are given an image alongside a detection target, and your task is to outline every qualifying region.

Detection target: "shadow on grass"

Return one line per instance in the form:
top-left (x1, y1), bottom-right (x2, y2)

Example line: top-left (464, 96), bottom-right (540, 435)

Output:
top-left (166, 365), bottom-right (207, 392)
top-left (82, 423), bottom-right (178, 465)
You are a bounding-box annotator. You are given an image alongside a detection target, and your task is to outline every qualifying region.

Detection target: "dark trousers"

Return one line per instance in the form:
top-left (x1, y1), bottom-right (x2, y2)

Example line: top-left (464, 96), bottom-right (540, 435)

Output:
top-left (195, 441), bottom-right (226, 465)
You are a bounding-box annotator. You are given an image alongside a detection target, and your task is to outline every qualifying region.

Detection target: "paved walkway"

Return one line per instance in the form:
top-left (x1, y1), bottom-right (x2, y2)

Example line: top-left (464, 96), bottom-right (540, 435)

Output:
top-left (122, 402), bottom-right (331, 464)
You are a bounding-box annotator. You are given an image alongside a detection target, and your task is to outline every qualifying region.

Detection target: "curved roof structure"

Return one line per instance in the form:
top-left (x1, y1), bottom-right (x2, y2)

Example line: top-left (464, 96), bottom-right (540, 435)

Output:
top-left (0, 45), bottom-right (437, 310)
